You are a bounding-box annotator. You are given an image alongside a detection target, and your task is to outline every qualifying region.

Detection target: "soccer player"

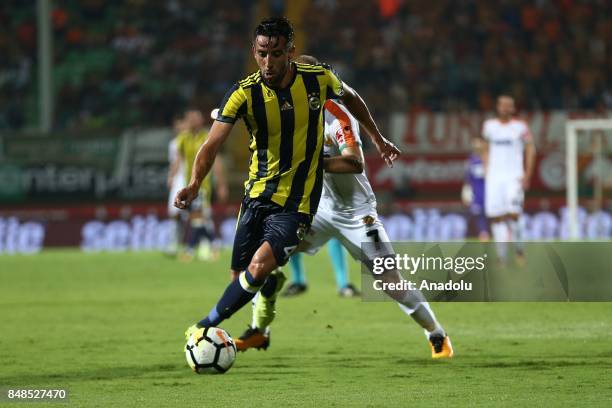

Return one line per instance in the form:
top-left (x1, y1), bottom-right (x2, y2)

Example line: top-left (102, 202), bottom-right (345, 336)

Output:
top-left (174, 109), bottom-right (228, 261)
top-left (166, 116), bottom-right (188, 254)
top-left (283, 238), bottom-right (360, 297)
top-left (176, 18), bottom-right (400, 342)
top-left (234, 54), bottom-right (453, 359)
top-left (480, 95), bottom-right (536, 261)
top-left (462, 137), bottom-right (489, 241)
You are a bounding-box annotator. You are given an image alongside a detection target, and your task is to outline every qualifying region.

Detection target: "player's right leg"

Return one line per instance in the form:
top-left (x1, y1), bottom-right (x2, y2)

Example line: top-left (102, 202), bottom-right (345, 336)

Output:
top-left (486, 178), bottom-right (511, 263)
top-left (185, 199), bottom-right (272, 339)
top-left (236, 212), bottom-right (332, 351)
top-left (506, 179), bottom-right (526, 261)
top-left (187, 201), bottom-right (310, 338)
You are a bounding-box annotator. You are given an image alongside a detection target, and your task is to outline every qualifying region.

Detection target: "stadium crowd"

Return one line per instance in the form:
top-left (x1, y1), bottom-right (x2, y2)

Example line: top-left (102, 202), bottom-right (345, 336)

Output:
top-left (0, 0), bottom-right (253, 130)
top-left (1, 0), bottom-right (610, 131)
top-left (304, 0), bottom-right (612, 115)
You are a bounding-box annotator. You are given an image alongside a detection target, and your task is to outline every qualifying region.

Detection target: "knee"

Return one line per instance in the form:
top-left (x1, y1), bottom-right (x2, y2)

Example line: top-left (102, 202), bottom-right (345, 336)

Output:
top-left (248, 255), bottom-right (272, 281)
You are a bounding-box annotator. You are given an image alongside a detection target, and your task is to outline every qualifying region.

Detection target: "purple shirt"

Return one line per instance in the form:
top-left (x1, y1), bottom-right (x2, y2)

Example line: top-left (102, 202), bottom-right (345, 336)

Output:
top-left (466, 153), bottom-right (485, 212)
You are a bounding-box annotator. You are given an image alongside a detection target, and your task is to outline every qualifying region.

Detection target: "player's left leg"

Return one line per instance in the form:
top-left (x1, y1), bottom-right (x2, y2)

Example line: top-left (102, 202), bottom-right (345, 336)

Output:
top-left (506, 179), bottom-right (525, 260)
top-left (340, 215), bottom-right (453, 358)
top-left (234, 268), bottom-right (287, 351)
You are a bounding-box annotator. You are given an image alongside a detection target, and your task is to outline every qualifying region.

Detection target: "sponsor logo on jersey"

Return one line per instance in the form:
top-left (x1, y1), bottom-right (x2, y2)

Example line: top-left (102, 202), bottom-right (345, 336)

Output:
top-left (362, 215), bottom-right (375, 226)
top-left (492, 139), bottom-right (513, 145)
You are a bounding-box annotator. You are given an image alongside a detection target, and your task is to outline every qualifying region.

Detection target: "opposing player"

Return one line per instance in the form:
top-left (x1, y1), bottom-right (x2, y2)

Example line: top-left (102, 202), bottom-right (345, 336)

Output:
top-left (283, 238), bottom-right (360, 297)
top-left (174, 109), bottom-right (228, 261)
top-left (166, 116), bottom-right (188, 254)
top-left (235, 55), bottom-right (453, 359)
top-left (176, 18), bottom-right (400, 342)
top-left (462, 137), bottom-right (489, 241)
top-left (481, 95), bottom-right (536, 261)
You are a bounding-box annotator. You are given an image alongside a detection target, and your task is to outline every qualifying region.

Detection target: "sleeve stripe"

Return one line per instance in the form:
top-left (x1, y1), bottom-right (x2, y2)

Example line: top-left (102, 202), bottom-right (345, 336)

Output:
top-left (324, 100), bottom-right (356, 147)
top-left (218, 83), bottom-right (240, 117)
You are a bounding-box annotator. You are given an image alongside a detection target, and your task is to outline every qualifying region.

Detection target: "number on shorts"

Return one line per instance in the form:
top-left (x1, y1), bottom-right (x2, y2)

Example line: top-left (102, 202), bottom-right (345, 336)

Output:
top-left (366, 229), bottom-right (381, 250)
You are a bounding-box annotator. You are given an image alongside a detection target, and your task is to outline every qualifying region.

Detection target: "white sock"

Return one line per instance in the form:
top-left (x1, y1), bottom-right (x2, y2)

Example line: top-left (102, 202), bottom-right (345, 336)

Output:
top-left (508, 218), bottom-right (524, 254)
top-left (250, 292), bottom-right (259, 328)
top-left (398, 301), bottom-right (445, 337)
top-left (491, 221), bottom-right (510, 261)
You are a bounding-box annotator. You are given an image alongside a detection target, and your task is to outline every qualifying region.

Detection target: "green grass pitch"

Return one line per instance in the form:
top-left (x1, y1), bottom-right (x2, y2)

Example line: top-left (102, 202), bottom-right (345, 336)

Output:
top-left (1, 249), bottom-right (612, 407)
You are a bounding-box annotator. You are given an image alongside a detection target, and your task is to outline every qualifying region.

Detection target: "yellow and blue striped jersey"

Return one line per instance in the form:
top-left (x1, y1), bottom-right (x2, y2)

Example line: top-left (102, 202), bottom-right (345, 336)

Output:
top-left (176, 129), bottom-right (212, 198)
top-left (216, 62), bottom-right (344, 216)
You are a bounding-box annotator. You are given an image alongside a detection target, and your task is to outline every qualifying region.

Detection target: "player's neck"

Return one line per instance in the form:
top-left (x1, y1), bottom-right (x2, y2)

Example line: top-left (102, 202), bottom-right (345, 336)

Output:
top-left (498, 115), bottom-right (512, 123)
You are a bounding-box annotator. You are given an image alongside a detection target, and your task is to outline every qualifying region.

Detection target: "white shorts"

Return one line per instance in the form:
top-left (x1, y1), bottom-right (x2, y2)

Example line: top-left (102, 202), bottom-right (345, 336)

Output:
top-left (167, 173), bottom-right (185, 217)
top-left (485, 177), bottom-right (524, 218)
top-left (301, 206), bottom-right (394, 262)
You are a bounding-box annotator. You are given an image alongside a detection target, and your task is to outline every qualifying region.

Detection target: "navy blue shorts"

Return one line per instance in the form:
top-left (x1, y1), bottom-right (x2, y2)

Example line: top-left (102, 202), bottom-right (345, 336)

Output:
top-left (231, 198), bottom-right (311, 271)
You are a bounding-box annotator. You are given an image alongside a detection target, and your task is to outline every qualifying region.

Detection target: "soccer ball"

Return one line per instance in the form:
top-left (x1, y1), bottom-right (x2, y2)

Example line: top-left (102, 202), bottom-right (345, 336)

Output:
top-left (185, 327), bottom-right (237, 374)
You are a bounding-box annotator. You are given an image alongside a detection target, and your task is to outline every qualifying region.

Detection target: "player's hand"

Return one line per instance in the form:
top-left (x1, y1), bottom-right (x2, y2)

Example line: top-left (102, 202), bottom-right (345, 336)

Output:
top-left (174, 185), bottom-right (199, 209)
top-left (375, 137), bottom-right (401, 167)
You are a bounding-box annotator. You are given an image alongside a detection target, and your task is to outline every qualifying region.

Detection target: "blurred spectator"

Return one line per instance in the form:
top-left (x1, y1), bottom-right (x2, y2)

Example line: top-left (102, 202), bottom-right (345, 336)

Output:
top-left (1, 0), bottom-right (610, 131)
top-left (303, 0), bottom-right (612, 116)
top-left (0, 0), bottom-right (254, 131)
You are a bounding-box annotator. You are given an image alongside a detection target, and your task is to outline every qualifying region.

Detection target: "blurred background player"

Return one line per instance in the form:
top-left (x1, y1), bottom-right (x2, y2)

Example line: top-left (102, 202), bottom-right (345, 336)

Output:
top-left (166, 116), bottom-right (189, 255)
top-left (462, 137), bottom-right (489, 241)
top-left (174, 109), bottom-right (228, 261)
top-left (283, 238), bottom-right (360, 297)
top-left (236, 55), bottom-right (452, 358)
top-left (481, 95), bottom-right (536, 262)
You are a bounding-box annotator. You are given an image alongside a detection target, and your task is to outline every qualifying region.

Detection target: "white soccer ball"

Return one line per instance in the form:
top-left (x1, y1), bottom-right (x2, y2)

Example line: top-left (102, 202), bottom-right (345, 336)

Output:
top-left (185, 327), bottom-right (237, 374)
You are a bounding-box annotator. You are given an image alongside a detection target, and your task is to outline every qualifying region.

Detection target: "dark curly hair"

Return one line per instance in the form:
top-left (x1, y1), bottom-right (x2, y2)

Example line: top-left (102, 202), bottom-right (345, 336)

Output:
top-left (253, 17), bottom-right (294, 48)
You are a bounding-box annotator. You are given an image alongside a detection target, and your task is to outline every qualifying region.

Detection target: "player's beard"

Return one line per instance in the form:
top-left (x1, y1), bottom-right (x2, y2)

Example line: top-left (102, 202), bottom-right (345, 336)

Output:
top-left (262, 64), bottom-right (288, 87)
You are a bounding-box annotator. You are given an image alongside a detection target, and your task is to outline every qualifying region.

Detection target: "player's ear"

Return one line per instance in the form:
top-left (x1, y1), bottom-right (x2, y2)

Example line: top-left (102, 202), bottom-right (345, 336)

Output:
top-left (287, 45), bottom-right (296, 60)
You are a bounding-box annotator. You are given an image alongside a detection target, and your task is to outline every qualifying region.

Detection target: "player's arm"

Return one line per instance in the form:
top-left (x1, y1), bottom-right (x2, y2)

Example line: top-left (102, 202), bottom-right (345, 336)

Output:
top-left (523, 139), bottom-right (536, 191)
top-left (324, 145), bottom-right (364, 174)
top-left (174, 121), bottom-right (233, 209)
top-left (339, 83), bottom-right (400, 167)
top-left (461, 160), bottom-right (472, 206)
top-left (477, 125), bottom-right (489, 175)
top-left (212, 153), bottom-right (229, 203)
